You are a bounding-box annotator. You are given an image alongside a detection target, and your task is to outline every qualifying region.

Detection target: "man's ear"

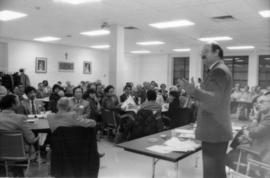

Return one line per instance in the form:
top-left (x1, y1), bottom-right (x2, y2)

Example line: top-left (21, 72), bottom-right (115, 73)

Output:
top-left (214, 49), bottom-right (220, 57)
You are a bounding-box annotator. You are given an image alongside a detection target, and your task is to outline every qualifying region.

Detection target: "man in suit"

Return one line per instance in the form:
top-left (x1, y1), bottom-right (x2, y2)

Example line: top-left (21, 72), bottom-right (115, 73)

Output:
top-left (0, 94), bottom-right (38, 176)
top-left (20, 86), bottom-right (44, 115)
top-left (180, 43), bottom-right (233, 178)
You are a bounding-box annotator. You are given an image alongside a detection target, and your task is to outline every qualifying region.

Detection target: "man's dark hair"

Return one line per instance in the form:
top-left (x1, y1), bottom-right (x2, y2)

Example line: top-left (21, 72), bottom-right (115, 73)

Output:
top-left (211, 43), bottom-right (223, 59)
top-left (25, 86), bottom-right (37, 95)
top-left (104, 85), bottom-right (114, 93)
top-left (124, 84), bottom-right (132, 91)
top-left (87, 89), bottom-right (96, 94)
top-left (19, 69), bottom-right (24, 73)
top-left (0, 94), bottom-right (17, 110)
top-left (73, 86), bottom-right (84, 95)
top-left (52, 84), bottom-right (62, 93)
top-left (147, 90), bottom-right (157, 101)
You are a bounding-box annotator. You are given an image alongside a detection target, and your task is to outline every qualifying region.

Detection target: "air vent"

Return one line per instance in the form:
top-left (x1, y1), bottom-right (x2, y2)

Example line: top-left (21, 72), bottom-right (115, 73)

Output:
top-left (124, 26), bottom-right (139, 30)
top-left (211, 15), bottom-right (236, 22)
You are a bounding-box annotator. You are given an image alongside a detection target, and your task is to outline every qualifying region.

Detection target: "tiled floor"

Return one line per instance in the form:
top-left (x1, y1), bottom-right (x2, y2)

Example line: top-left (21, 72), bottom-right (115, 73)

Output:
top-left (26, 138), bottom-right (203, 178)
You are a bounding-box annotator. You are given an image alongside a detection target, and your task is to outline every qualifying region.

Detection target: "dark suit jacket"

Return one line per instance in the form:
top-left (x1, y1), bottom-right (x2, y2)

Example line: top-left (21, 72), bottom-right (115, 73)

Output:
top-left (50, 127), bottom-right (99, 178)
top-left (191, 60), bottom-right (233, 142)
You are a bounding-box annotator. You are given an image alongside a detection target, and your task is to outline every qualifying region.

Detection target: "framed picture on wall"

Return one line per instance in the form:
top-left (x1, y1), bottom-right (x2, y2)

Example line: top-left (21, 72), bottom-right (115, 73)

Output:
top-left (83, 61), bottom-right (92, 74)
top-left (35, 57), bottom-right (47, 73)
top-left (58, 62), bottom-right (74, 72)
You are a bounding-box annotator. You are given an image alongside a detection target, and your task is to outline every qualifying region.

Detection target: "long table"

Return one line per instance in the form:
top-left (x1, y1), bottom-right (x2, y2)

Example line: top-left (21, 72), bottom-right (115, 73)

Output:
top-left (117, 124), bottom-right (201, 178)
top-left (25, 114), bottom-right (50, 133)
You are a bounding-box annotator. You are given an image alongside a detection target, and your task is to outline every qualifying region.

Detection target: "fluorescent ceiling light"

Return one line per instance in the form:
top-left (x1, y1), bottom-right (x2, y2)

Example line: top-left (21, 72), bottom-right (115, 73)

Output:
top-left (130, 50), bottom-right (151, 54)
top-left (136, 41), bottom-right (165, 46)
top-left (199, 36), bottom-right (232, 42)
top-left (227, 46), bottom-right (255, 50)
top-left (80, 30), bottom-right (110, 36)
top-left (149, 20), bottom-right (195, 29)
top-left (90, 45), bottom-right (110, 49)
top-left (259, 10), bottom-right (270, 18)
top-left (34, 36), bottom-right (61, 42)
top-left (57, 0), bottom-right (101, 5)
top-left (173, 48), bottom-right (191, 52)
top-left (0, 10), bottom-right (27, 21)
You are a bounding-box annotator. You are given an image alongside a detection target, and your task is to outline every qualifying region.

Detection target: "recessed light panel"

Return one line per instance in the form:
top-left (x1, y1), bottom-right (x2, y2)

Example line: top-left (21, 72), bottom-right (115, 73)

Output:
top-left (149, 20), bottom-right (194, 29)
top-left (0, 10), bottom-right (27, 21)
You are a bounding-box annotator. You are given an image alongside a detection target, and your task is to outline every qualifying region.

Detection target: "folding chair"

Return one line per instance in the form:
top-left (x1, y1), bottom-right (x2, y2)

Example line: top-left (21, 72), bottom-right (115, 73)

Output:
top-left (101, 109), bottom-right (118, 137)
top-left (0, 131), bottom-right (31, 177)
top-left (228, 145), bottom-right (270, 178)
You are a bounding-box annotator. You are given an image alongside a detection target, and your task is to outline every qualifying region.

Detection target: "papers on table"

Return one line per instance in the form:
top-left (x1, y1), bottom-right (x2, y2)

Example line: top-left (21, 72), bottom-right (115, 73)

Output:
top-left (146, 145), bottom-right (173, 154)
top-left (174, 129), bottom-right (195, 139)
top-left (121, 96), bottom-right (136, 110)
top-left (146, 137), bottom-right (200, 154)
top-left (26, 118), bottom-right (39, 123)
top-left (164, 137), bottom-right (199, 152)
top-left (161, 103), bottom-right (169, 112)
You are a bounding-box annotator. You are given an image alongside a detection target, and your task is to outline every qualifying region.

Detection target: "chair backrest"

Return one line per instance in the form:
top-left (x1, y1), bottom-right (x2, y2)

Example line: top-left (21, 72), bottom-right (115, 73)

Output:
top-left (50, 126), bottom-right (99, 178)
top-left (230, 170), bottom-right (251, 178)
top-left (130, 110), bottom-right (157, 139)
top-left (247, 158), bottom-right (270, 177)
top-left (101, 109), bottom-right (117, 127)
top-left (0, 131), bottom-right (26, 160)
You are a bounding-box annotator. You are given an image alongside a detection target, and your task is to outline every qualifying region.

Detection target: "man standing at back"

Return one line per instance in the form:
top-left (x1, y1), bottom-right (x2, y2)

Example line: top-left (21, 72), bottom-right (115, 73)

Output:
top-left (180, 42), bottom-right (233, 178)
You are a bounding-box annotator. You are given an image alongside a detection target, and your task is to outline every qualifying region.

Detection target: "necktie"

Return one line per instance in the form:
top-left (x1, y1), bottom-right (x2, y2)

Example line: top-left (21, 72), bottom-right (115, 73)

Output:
top-left (31, 100), bottom-right (36, 114)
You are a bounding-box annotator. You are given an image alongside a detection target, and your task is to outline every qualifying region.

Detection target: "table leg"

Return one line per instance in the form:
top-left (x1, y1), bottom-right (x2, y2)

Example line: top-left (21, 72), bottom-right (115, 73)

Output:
top-left (152, 158), bottom-right (159, 178)
top-left (175, 161), bottom-right (179, 178)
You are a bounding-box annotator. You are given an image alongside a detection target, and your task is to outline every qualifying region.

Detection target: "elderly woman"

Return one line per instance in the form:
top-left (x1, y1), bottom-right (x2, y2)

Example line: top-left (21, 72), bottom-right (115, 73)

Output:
top-left (47, 97), bottom-right (96, 132)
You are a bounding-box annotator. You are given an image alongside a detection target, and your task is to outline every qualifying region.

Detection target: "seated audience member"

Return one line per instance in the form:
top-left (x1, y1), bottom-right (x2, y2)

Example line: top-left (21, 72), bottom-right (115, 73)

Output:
top-left (140, 90), bottom-right (162, 114)
top-left (156, 89), bottom-right (165, 105)
top-left (96, 84), bottom-right (104, 103)
top-left (243, 93), bottom-right (270, 163)
top-left (64, 81), bottom-right (74, 97)
top-left (135, 84), bottom-right (146, 104)
top-left (160, 83), bottom-right (168, 101)
top-left (240, 86), bottom-right (252, 102)
top-left (36, 82), bottom-right (45, 98)
top-left (0, 94), bottom-right (38, 176)
top-left (69, 86), bottom-right (90, 119)
top-left (120, 84), bottom-right (133, 103)
top-left (0, 80), bottom-right (7, 100)
top-left (120, 84), bottom-right (137, 105)
top-left (167, 91), bottom-right (180, 113)
top-left (80, 81), bottom-right (87, 93)
top-left (86, 89), bottom-right (101, 121)
top-left (19, 86), bottom-right (45, 115)
top-left (231, 83), bottom-right (242, 101)
top-left (42, 80), bottom-right (52, 97)
top-left (49, 84), bottom-right (63, 113)
top-left (47, 97), bottom-right (96, 133)
top-left (232, 93), bottom-right (270, 177)
top-left (101, 85), bottom-right (120, 112)
top-left (0, 94), bottom-right (37, 143)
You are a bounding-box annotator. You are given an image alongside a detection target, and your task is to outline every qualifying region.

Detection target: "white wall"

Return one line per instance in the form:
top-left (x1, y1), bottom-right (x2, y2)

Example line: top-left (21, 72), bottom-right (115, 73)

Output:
top-left (0, 42), bottom-right (8, 72)
top-left (139, 54), bottom-right (170, 85)
top-left (2, 39), bottom-right (109, 87)
top-left (1, 37), bottom-right (269, 89)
